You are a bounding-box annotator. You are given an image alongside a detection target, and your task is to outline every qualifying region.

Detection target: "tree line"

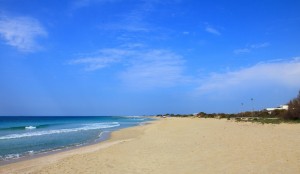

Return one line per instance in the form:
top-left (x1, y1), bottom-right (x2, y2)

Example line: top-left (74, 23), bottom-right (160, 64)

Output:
top-left (157, 90), bottom-right (300, 121)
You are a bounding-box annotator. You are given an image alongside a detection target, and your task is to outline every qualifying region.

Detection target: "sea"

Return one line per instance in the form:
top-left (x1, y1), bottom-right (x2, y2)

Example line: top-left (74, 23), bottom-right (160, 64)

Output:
top-left (0, 116), bottom-right (153, 164)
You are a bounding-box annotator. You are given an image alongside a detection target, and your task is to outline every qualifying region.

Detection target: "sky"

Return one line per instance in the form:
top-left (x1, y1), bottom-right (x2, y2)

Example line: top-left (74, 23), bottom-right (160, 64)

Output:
top-left (0, 0), bottom-right (300, 116)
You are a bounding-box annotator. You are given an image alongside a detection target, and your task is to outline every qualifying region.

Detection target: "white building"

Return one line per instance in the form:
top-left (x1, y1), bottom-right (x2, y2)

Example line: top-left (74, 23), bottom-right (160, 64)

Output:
top-left (266, 105), bottom-right (289, 114)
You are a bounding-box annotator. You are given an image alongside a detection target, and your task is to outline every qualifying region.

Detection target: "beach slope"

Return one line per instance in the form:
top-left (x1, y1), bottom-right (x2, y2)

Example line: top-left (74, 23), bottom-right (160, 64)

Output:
top-left (1, 118), bottom-right (300, 174)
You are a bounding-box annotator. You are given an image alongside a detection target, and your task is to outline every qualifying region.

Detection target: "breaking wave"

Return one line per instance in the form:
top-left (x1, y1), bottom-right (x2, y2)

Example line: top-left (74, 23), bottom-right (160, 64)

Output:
top-left (0, 124), bottom-right (51, 131)
top-left (0, 122), bottom-right (120, 140)
top-left (25, 126), bottom-right (36, 130)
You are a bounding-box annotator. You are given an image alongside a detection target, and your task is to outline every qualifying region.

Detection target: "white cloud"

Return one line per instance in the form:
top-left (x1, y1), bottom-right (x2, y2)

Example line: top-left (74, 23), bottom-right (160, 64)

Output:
top-left (120, 43), bottom-right (145, 49)
top-left (69, 57), bottom-right (120, 71)
top-left (69, 48), bottom-right (132, 71)
top-left (0, 15), bottom-right (47, 52)
top-left (100, 1), bottom-right (153, 33)
top-left (120, 49), bottom-right (187, 88)
top-left (197, 58), bottom-right (300, 94)
top-left (250, 42), bottom-right (270, 49)
top-left (205, 26), bottom-right (221, 35)
top-left (70, 47), bottom-right (189, 88)
top-left (234, 42), bottom-right (270, 55)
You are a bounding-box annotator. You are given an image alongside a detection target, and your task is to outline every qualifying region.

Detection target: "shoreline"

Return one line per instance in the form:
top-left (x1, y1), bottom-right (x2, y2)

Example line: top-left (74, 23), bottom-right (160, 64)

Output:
top-left (1, 117), bottom-right (299, 174)
top-left (0, 121), bottom-right (151, 174)
top-left (0, 131), bottom-right (112, 166)
top-left (0, 119), bottom-right (156, 166)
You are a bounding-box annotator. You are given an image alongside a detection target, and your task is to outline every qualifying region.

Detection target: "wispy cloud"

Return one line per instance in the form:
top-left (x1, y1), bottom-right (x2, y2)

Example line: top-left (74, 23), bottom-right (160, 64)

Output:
top-left (0, 15), bottom-right (47, 52)
top-left (99, 0), bottom-right (182, 33)
top-left (234, 42), bottom-right (270, 54)
top-left (120, 43), bottom-right (145, 49)
top-left (96, 0), bottom-right (182, 44)
top-left (205, 25), bottom-right (221, 36)
top-left (72, 0), bottom-right (95, 9)
top-left (183, 31), bottom-right (189, 35)
top-left (71, 0), bottom-right (118, 10)
top-left (69, 48), bottom-right (132, 71)
top-left (250, 42), bottom-right (270, 49)
top-left (70, 46), bottom-right (189, 88)
top-left (102, 21), bottom-right (151, 32)
top-left (120, 49), bottom-right (187, 88)
top-left (233, 48), bottom-right (250, 54)
top-left (100, 1), bottom-right (154, 33)
top-left (69, 57), bottom-right (120, 71)
top-left (197, 57), bottom-right (300, 94)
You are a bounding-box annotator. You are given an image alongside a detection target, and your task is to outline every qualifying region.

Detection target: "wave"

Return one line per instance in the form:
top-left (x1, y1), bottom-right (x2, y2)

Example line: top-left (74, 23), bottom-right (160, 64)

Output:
top-left (0, 153), bottom-right (20, 161)
top-left (0, 122), bottom-right (120, 140)
top-left (125, 115), bottom-right (144, 118)
top-left (0, 150), bottom-right (36, 161)
top-left (25, 126), bottom-right (36, 130)
top-left (0, 124), bottom-right (52, 131)
top-left (133, 118), bottom-right (145, 121)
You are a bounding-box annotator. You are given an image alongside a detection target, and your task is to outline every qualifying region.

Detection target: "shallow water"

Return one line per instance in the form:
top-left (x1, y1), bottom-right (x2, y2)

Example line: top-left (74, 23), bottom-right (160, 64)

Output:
top-left (0, 116), bottom-right (151, 162)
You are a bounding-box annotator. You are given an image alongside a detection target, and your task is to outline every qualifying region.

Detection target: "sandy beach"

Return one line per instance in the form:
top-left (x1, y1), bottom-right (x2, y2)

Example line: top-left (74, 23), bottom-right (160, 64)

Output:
top-left (1, 117), bottom-right (300, 174)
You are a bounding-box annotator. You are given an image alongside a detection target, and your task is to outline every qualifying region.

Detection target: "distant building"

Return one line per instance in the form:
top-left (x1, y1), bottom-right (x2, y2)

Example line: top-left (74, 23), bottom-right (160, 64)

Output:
top-left (266, 105), bottom-right (289, 114)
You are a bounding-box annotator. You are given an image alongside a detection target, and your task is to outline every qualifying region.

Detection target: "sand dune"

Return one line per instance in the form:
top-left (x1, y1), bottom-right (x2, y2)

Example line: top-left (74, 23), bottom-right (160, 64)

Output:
top-left (1, 117), bottom-right (300, 174)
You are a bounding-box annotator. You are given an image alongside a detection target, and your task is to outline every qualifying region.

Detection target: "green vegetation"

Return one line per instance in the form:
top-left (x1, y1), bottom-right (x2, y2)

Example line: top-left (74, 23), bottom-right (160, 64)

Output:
top-left (156, 90), bottom-right (300, 124)
top-left (284, 91), bottom-right (300, 120)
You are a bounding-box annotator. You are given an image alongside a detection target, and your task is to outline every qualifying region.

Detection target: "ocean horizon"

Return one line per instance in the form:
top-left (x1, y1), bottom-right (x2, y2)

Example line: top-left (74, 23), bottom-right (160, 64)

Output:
top-left (0, 116), bottom-right (153, 164)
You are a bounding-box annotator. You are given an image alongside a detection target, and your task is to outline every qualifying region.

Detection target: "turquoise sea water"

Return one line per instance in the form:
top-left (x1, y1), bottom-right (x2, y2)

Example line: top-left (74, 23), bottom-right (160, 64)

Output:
top-left (0, 116), bottom-right (152, 163)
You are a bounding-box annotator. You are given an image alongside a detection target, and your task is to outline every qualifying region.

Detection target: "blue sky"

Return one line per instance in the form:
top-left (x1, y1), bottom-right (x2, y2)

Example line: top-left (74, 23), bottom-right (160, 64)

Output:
top-left (0, 0), bottom-right (300, 116)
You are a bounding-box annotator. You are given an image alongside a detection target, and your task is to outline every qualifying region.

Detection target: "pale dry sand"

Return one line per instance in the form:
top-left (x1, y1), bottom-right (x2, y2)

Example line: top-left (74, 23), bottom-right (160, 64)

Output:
top-left (1, 118), bottom-right (300, 174)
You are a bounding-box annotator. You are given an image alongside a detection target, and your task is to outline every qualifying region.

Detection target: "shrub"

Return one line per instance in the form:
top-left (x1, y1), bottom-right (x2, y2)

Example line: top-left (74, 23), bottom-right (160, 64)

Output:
top-left (284, 91), bottom-right (300, 120)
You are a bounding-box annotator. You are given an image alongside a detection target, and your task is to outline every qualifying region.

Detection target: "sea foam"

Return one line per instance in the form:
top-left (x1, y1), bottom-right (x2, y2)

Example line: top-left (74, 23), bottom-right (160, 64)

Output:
top-left (0, 122), bottom-right (120, 140)
top-left (25, 126), bottom-right (36, 130)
